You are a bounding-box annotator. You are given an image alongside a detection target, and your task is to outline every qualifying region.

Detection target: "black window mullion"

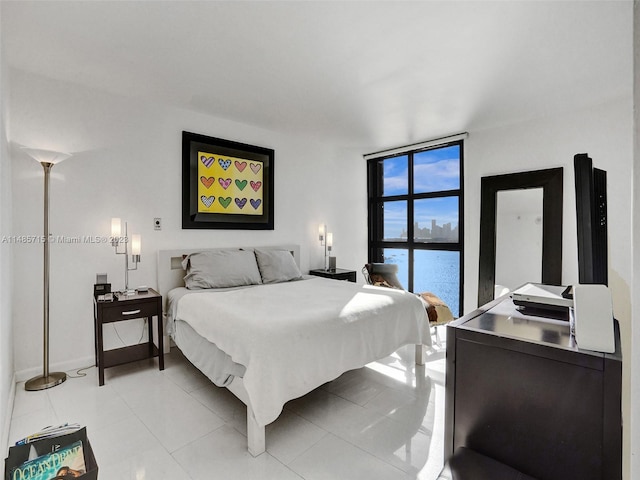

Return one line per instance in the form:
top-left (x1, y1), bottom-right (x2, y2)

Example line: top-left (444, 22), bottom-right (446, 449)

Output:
top-left (367, 140), bottom-right (463, 316)
top-left (407, 152), bottom-right (415, 291)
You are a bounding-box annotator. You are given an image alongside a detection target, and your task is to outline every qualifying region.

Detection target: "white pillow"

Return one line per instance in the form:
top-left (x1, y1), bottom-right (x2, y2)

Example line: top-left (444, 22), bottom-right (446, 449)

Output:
top-left (182, 249), bottom-right (262, 289)
top-left (254, 249), bottom-right (302, 284)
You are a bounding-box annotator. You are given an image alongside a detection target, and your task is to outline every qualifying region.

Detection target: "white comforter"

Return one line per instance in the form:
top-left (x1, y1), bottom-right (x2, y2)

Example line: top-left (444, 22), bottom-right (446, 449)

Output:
top-left (175, 276), bottom-right (431, 426)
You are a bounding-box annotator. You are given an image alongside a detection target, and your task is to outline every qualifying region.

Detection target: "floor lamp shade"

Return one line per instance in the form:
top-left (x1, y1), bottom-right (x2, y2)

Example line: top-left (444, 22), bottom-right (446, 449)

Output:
top-left (23, 148), bottom-right (71, 391)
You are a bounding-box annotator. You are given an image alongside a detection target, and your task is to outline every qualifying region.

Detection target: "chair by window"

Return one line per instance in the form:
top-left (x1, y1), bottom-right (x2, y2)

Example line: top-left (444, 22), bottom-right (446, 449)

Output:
top-left (363, 263), bottom-right (454, 345)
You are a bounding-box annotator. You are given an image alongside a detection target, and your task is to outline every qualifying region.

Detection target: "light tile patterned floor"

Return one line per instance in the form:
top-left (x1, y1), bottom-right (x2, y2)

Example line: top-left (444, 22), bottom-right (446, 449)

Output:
top-left (9, 339), bottom-right (447, 479)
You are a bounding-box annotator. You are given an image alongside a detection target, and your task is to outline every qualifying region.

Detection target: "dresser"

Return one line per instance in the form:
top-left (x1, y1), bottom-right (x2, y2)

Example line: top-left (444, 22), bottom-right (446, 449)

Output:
top-left (444, 295), bottom-right (622, 480)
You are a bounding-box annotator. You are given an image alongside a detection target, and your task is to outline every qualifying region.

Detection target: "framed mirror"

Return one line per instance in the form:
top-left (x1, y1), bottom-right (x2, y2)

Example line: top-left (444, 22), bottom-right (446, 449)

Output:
top-left (478, 167), bottom-right (563, 306)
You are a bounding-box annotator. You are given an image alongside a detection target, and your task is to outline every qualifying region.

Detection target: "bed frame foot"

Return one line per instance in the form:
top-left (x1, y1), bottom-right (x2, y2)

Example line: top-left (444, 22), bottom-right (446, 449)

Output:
top-left (247, 407), bottom-right (266, 457)
top-left (415, 344), bottom-right (425, 365)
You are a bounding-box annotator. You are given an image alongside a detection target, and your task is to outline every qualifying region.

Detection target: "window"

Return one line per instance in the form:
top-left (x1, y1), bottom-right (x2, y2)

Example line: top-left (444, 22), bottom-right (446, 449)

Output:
top-left (367, 141), bottom-right (463, 316)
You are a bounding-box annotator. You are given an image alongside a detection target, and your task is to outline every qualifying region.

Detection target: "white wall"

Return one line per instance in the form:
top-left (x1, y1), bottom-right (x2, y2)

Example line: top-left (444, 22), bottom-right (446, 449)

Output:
top-left (464, 97), bottom-right (633, 478)
top-left (0, 6), bottom-right (15, 456)
top-left (631, 2), bottom-right (639, 478)
top-left (8, 68), bottom-right (368, 378)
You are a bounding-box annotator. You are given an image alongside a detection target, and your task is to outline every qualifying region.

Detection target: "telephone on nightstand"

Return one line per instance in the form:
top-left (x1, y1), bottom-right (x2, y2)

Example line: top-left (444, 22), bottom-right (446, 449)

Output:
top-left (94, 280), bottom-right (111, 299)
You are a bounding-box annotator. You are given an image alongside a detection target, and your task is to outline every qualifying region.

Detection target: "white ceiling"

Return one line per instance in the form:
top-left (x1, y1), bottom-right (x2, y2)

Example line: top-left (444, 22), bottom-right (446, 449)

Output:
top-left (1, 1), bottom-right (633, 152)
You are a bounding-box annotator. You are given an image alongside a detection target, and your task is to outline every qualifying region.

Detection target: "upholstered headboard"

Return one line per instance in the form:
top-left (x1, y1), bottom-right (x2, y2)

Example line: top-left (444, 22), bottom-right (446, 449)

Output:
top-left (156, 244), bottom-right (301, 310)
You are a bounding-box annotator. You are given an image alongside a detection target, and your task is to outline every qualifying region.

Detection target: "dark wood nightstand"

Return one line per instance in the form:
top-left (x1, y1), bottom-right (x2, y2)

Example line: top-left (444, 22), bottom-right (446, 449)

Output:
top-left (93, 288), bottom-right (163, 386)
top-left (309, 268), bottom-right (357, 283)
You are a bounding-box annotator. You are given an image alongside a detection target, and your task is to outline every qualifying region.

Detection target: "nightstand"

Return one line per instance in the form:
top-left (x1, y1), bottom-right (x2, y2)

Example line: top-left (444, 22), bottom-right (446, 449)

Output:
top-left (309, 268), bottom-right (357, 283)
top-left (93, 288), bottom-right (163, 386)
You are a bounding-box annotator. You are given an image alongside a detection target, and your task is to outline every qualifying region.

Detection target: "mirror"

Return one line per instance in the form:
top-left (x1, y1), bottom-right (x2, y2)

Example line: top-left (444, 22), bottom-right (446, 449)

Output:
top-left (478, 168), bottom-right (563, 306)
top-left (495, 188), bottom-right (543, 291)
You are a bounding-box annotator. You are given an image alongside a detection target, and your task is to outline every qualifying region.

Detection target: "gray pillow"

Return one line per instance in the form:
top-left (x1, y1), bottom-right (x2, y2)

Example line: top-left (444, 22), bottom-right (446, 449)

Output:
top-left (255, 249), bottom-right (302, 284)
top-left (182, 249), bottom-right (262, 289)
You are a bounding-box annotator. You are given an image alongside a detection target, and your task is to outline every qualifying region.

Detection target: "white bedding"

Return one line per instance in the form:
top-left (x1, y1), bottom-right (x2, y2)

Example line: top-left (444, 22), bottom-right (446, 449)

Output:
top-left (173, 276), bottom-right (431, 427)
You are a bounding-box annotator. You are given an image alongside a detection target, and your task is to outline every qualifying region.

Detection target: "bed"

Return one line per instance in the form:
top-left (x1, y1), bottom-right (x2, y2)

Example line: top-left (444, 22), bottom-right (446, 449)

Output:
top-left (157, 245), bottom-right (431, 456)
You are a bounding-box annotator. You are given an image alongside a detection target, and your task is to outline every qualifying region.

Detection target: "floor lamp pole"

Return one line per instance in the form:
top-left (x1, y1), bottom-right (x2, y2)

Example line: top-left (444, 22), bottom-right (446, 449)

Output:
top-left (25, 162), bottom-right (67, 391)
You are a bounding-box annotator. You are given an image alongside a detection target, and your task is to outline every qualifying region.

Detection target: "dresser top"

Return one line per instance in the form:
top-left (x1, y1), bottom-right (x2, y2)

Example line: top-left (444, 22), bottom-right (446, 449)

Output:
top-left (453, 295), bottom-right (621, 360)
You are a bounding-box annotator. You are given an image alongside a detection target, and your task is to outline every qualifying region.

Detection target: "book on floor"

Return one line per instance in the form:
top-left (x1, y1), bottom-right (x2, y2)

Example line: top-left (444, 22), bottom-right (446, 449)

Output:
top-left (10, 440), bottom-right (86, 480)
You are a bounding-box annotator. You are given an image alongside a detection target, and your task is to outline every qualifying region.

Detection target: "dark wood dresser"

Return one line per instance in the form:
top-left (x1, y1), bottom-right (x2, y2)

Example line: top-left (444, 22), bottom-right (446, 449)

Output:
top-left (445, 295), bottom-right (622, 480)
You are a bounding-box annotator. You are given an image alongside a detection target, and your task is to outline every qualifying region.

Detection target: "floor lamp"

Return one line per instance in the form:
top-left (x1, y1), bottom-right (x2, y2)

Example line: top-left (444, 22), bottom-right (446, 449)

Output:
top-left (23, 148), bottom-right (71, 391)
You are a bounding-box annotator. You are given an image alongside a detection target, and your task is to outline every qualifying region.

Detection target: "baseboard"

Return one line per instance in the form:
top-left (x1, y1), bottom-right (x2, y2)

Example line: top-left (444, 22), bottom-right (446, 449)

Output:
top-left (14, 356), bottom-right (96, 383)
top-left (2, 372), bottom-right (16, 456)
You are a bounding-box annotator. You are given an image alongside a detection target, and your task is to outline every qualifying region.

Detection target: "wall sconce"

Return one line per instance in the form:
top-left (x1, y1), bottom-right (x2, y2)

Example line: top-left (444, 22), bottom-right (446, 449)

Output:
top-left (319, 224), bottom-right (335, 271)
top-left (111, 217), bottom-right (141, 294)
top-left (319, 224), bottom-right (327, 270)
top-left (326, 232), bottom-right (336, 271)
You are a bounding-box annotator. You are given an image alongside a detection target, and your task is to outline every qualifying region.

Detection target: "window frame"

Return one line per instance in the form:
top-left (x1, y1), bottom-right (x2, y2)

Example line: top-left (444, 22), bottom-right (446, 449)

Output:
top-left (367, 140), bottom-right (464, 316)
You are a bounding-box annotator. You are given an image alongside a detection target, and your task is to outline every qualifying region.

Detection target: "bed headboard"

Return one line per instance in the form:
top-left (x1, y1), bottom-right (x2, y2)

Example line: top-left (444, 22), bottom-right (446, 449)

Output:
top-left (156, 244), bottom-right (301, 309)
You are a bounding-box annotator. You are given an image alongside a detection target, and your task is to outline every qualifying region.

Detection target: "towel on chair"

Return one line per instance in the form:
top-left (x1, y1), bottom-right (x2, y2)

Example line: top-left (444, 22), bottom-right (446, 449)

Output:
top-left (419, 292), bottom-right (454, 325)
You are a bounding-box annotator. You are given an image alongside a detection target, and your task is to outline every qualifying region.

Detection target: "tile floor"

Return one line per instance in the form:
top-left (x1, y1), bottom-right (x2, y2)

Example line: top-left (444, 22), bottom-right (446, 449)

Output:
top-left (8, 339), bottom-right (447, 480)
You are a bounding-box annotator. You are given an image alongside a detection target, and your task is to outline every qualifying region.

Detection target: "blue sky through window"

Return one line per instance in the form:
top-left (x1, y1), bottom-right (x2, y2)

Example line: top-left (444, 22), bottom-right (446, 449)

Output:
top-left (414, 145), bottom-right (460, 193)
top-left (382, 155), bottom-right (408, 196)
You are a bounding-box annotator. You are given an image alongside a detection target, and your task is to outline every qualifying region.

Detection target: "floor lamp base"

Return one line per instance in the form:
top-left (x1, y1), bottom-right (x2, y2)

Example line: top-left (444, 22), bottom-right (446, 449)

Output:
top-left (25, 372), bottom-right (67, 391)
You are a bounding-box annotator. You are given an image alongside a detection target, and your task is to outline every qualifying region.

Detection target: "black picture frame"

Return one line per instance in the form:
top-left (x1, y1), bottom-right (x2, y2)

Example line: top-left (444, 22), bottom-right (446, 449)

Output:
top-left (182, 131), bottom-right (274, 230)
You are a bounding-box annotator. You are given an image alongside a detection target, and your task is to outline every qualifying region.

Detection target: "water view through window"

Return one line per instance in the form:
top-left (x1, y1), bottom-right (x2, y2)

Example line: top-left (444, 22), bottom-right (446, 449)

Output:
top-left (383, 249), bottom-right (460, 317)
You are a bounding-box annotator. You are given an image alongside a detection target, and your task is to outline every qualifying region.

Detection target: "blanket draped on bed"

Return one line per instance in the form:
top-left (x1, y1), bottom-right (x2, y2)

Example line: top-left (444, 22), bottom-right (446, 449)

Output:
top-left (174, 276), bottom-right (431, 427)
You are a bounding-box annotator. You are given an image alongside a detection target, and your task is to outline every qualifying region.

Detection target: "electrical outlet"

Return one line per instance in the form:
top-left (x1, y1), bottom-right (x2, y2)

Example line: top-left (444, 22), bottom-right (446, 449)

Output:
top-left (154, 218), bottom-right (162, 230)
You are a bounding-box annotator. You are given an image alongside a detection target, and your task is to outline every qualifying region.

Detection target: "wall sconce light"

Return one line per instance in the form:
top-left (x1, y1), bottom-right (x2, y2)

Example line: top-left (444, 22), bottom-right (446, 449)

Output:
top-left (111, 217), bottom-right (141, 294)
top-left (319, 224), bottom-right (328, 270)
top-left (319, 224), bottom-right (335, 271)
top-left (326, 232), bottom-right (336, 271)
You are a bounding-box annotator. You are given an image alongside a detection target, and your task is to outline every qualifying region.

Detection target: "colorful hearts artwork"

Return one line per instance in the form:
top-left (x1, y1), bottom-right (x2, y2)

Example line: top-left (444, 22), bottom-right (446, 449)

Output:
top-left (197, 151), bottom-right (263, 215)
top-left (218, 178), bottom-right (232, 190)
top-left (200, 176), bottom-right (215, 189)
top-left (201, 155), bottom-right (214, 168)
top-left (199, 195), bottom-right (260, 211)
top-left (200, 195), bottom-right (215, 208)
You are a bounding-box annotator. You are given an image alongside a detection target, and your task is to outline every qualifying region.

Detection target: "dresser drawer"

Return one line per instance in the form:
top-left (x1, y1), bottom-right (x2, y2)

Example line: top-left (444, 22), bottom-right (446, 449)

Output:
top-left (100, 299), bottom-right (159, 322)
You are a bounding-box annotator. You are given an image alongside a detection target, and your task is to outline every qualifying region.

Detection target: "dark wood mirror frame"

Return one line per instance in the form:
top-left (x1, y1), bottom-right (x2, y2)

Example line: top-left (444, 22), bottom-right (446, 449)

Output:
top-left (478, 167), bottom-right (564, 306)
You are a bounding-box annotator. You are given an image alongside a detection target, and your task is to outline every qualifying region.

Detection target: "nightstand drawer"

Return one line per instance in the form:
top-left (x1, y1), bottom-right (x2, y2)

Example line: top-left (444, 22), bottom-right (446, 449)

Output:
top-left (100, 300), bottom-right (158, 322)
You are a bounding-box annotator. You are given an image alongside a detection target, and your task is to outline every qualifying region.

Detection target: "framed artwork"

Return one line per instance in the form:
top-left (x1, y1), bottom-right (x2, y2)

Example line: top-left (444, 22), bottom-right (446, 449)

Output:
top-left (182, 131), bottom-right (274, 229)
